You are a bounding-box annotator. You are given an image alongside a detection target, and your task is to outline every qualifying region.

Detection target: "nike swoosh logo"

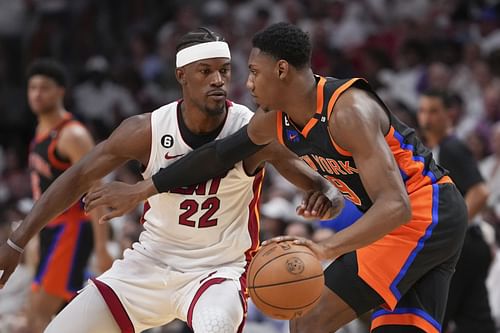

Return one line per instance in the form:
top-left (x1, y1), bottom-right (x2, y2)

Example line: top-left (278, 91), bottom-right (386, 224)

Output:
top-left (290, 134), bottom-right (298, 140)
top-left (165, 152), bottom-right (184, 160)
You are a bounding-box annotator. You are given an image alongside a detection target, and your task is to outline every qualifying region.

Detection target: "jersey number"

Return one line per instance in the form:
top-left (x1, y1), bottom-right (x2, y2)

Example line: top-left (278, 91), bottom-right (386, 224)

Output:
top-left (325, 175), bottom-right (362, 206)
top-left (179, 197), bottom-right (220, 228)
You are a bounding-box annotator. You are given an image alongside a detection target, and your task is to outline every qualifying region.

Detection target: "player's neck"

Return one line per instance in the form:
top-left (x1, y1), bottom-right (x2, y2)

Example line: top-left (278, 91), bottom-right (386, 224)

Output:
top-left (281, 71), bottom-right (317, 129)
top-left (180, 101), bottom-right (226, 135)
top-left (37, 108), bottom-right (68, 133)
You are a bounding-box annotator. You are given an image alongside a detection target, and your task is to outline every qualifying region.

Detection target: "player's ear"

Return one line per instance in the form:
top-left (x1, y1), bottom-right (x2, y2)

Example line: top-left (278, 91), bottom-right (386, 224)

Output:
top-left (277, 60), bottom-right (289, 80)
top-left (175, 68), bottom-right (186, 85)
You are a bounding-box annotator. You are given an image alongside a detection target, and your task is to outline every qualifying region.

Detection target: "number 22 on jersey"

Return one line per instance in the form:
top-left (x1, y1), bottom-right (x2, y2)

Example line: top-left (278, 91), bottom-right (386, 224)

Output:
top-left (172, 174), bottom-right (226, 228)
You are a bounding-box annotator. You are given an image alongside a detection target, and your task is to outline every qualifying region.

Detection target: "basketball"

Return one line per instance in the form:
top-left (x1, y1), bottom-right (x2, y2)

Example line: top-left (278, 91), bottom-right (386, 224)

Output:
top-left (247, 240), bottom-right (324, 320)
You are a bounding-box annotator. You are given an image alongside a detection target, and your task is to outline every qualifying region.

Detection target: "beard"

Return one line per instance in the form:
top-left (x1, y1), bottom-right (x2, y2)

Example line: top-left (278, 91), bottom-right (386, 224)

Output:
top-left (203, 102), bottom-right (226, 116)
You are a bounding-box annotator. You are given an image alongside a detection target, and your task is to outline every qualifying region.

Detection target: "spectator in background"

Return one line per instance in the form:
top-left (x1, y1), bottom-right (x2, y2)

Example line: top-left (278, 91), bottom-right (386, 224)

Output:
top-left (418, 89), bottom-right (494, 333)
top-left (481, 83), bottom-right (500, 131)
top-left (477, 7), bottom-right (500, 56)
top-left (481, 123), bottom-right (500, 329)
top-left (1, 146), bottom-right (32, 202)
top-left (480, 122), bottom-right (500, 230)
top-left (73, 55), bottom-right (138, 140)
top-left (259, 197), bottom-right (293, 241)
top-left (128, 28), bottom-right (164, 83)
top-left (378, 39), bottom-right (428, 109)
top-left (285, 221), bottom-right (313, 239)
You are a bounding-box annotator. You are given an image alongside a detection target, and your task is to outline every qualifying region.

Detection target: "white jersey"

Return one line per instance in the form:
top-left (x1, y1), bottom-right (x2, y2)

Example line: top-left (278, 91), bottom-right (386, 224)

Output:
top-left (138, 100), bottom-right (263, 273)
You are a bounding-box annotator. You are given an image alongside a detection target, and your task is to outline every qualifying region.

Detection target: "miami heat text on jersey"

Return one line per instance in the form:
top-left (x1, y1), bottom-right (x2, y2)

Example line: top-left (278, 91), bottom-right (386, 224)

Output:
top-left (140, 100), bottom-right (263, 274)
top-left (29, 114), bottom-right (87, 226)
top-left (276, 76), bottom-right (449, 212)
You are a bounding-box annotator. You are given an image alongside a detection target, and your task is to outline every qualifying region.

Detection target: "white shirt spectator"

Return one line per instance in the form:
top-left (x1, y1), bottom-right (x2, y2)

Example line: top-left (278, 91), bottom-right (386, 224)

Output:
top-left (73, 80), bottom-right (138, 127)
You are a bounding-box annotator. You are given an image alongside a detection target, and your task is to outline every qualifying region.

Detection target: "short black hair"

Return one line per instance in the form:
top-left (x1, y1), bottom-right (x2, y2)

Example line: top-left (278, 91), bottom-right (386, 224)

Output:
top-left (421, 89), bottom-right (460, 109)
top-left (26, 59), bottom-right (67, 87)
top-left (176, 27), bottom-right (225, 52)
top-left (252, 22), bottom-right (311, 69)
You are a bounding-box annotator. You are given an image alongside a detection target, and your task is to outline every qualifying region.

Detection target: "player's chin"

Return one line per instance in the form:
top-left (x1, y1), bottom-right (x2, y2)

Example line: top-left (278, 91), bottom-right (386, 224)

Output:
top-left (258, 103), bottom-right (273, 113)
top-left (205, 104), bottom-right (226, 116)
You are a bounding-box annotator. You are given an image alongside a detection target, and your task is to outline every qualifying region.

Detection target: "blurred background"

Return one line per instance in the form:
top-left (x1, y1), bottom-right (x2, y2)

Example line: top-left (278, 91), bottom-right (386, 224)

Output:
top-left (0, 0), bottom-right (499, 332)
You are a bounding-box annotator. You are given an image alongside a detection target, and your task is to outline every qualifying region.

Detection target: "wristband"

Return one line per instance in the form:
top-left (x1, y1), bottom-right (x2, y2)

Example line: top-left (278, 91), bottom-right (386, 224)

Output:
top-left (7, 238), bottom-right (24, 254)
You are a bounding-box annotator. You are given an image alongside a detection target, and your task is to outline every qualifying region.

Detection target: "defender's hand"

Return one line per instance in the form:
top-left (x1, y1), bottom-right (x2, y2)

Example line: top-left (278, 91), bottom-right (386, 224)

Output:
top-left (0, 242), bottom-right (23, 289)
top-left (84, 181), bottom-right (147, 223)
top-left (297, 190), bottom-right (344, 220)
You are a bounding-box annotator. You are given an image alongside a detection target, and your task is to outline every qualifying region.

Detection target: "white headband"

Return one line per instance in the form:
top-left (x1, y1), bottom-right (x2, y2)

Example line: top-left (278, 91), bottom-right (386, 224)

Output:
top-left (176, 41), bottom-right (231, 68)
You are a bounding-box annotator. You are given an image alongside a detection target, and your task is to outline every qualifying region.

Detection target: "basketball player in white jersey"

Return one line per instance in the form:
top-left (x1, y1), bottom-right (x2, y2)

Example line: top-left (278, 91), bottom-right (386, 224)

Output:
top-left (0, 28), bottom-right (342, 333)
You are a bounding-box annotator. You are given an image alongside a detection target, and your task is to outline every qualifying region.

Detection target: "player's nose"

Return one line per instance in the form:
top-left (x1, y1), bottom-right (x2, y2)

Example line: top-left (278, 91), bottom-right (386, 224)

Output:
top-left (211, 71), bottom-right (224, 87)
top-left (246, 76), bottom-right (254, 91)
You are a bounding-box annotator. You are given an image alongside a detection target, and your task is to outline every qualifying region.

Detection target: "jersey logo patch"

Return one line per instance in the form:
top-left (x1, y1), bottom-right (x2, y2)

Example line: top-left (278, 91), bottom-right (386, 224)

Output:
top-left (284, 115), bottom-right (290, 126)
top-left (286, 129), bottom-right (300, 143)
top-left (161, 135), bottom-right (174, 148)
top-left (165, 152), bottom-right (184, 160)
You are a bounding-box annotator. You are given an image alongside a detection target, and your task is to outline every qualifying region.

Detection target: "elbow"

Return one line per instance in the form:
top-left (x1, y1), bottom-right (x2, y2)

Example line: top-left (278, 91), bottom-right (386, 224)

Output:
top-left (397, 194), bottom-right (412, 225)
top-left (384, 193), bottom-right (411, 226)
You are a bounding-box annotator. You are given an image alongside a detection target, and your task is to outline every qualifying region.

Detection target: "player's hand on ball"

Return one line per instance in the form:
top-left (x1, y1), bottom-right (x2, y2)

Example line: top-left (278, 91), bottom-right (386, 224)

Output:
top-left (84, 181), bottom-right (146, 223)
top-left (297, 190), bottom-right (344, 220)
top-left (262, 236), bottom-right (329, 261)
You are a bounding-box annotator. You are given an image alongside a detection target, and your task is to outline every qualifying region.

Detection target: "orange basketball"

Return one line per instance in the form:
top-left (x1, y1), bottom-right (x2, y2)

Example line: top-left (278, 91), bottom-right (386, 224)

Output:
top-left (247, 240), bottom-right (324, 320)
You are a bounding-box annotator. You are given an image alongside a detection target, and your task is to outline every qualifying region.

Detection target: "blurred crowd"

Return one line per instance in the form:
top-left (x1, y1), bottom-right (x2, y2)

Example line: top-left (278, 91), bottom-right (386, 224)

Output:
top-left (0, 0), bottom-right (500, 332)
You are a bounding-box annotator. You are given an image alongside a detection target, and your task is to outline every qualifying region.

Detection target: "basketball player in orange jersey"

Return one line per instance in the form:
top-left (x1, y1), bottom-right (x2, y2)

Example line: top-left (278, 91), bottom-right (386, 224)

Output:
top-left (0, 29), bottom-right (341, 333)
top-left (88, 23), bottom-right (468, 332)
top-left (23, 59), bottom-right (112, 333)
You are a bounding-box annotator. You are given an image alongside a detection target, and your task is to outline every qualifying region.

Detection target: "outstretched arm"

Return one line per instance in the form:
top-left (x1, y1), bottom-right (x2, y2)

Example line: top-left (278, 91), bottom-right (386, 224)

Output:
top-left (0, 115), bottom-right (151, 287)
top-left (85, 108), bottom-right (344, 222)
top-left (84, 108), bottom-right (277, 219)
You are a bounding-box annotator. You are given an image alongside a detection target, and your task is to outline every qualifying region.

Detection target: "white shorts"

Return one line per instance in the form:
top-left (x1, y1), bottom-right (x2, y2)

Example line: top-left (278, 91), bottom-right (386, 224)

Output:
top-left (94, 247), bottom-right (247, 332)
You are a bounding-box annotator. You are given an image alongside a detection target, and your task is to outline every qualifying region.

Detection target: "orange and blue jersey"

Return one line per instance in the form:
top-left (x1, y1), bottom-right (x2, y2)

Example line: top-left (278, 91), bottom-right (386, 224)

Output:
top-left (29, 113), bottom-right (88, 226)
top-left (276, 76), bottom-right (466, 331)
top-left (29, 113), bottom-right (93, 300)
top-left (276, 76), bottom-right (451, 212)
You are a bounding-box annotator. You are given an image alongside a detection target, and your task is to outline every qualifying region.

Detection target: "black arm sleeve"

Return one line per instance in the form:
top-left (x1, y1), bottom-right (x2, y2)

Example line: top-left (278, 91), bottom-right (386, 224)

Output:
top-left (152, 125), bottom-right (267, 193)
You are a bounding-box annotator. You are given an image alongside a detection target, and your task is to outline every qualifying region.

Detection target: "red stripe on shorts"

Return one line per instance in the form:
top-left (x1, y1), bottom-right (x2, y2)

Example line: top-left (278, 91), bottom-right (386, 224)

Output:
top-left (92, 278), bottom-right (135, 333)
